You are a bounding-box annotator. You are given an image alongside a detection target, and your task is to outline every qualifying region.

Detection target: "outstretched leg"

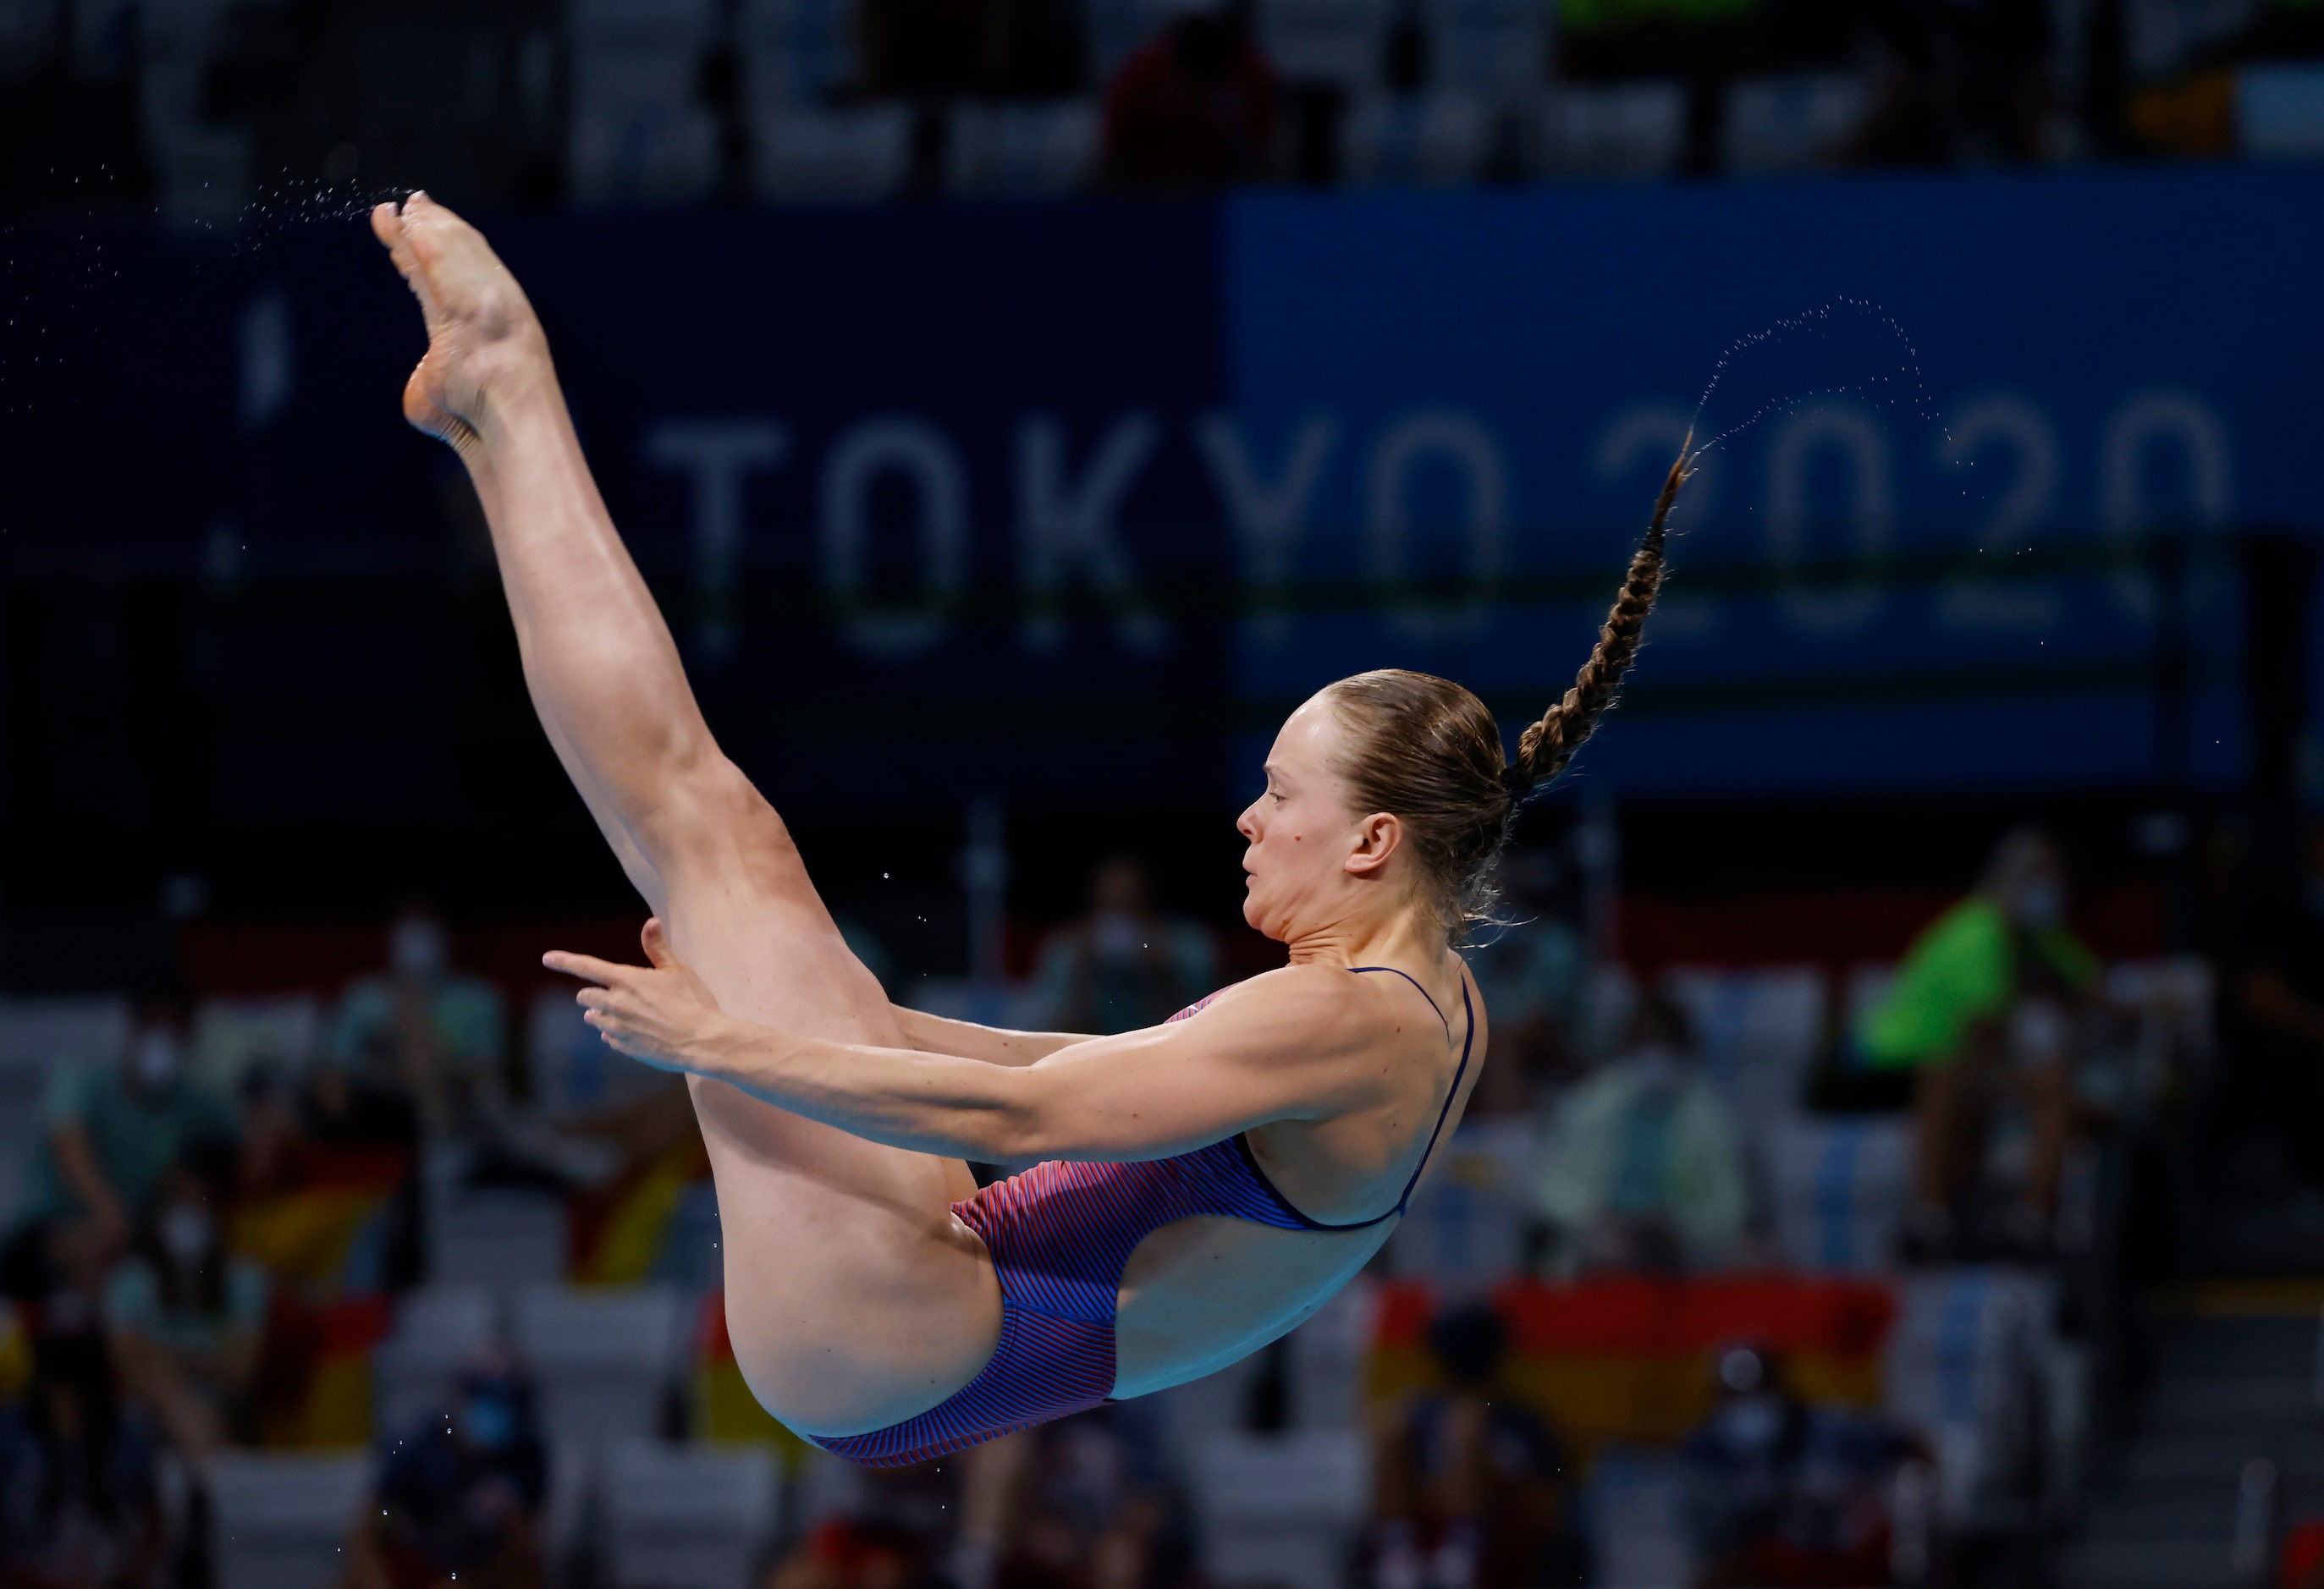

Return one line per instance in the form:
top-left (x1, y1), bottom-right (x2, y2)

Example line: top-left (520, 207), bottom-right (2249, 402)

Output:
top-left (371, 194), bottom-right (996, 1435)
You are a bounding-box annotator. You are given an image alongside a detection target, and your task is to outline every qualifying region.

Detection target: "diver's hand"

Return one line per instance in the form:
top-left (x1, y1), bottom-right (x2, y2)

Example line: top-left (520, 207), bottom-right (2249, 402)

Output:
top-left (545, 919), bottom-right (735, 1075)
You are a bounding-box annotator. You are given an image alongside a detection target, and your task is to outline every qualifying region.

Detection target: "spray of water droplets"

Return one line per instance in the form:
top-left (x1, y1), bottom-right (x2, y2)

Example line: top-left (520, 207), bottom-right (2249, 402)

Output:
top-left (1687, 294), bottom-right (1951, 460)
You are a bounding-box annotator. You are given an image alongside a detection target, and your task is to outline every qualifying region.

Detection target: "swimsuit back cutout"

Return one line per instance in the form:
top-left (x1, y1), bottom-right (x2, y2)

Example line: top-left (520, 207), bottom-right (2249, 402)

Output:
top-left (806, 965), bottom-right (1476, 1468)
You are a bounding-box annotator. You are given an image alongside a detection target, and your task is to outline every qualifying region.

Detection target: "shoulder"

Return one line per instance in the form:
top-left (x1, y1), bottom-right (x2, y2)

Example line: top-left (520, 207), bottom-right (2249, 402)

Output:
top-left (1195, 965), bottom-right (1378, 1037)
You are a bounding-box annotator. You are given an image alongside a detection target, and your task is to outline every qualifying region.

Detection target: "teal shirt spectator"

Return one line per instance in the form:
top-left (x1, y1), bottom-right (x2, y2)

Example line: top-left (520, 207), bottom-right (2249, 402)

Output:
top-left (103, 1254), bottom-right (270, 1361)
top-left (17, 1064), bottom-right (239, 1227)
top-left (330, 971), bottom-right (508, 1129)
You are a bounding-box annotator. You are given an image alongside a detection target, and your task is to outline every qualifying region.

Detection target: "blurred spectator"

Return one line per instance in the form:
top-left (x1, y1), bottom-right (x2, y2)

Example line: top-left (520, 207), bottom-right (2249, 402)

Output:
top-left (1859, 828), bottom-right (2095, 1259)
top-left (1103, 0), bottom-right (1277, 190)
top-left (0, 1330), bottom-right (163, 1589)
top-left (1680, 1344), bottom-right (1922, 1589)
top-left (2, 990), bottom-right (235, 1311)
top-left (962, 1403), bottom-right (1187, 1589)
top-left (1029, 858), bottom-right (1220, 1034)
top-left (102, 1141), bottom-right (268, 1474)
top-left (770, 1455), bottom-right (958, 1589)
top-left (1535, 990), bottom-right (1747, 1274)
top-left (1467, 851), bottom-right (1591, 1108)
top-left (331, 905), bottom-right (508, 1137)
top-left (1369, 1305), bottom-right (1586, 1589)
top-left (345, 1353), bottom-right (548, 1589)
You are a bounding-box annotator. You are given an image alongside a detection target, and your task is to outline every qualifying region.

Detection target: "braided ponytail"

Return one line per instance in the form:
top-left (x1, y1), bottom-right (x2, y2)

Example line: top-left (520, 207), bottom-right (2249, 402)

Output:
top-left (1316, 443), bottom-right (1691, 941)
top-left (1509, 442), bottom-right (1690, 795)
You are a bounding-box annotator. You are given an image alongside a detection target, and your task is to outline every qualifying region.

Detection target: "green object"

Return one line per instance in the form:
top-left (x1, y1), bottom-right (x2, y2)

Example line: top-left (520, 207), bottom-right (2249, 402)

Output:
top-left (18, 1064), bottom-right (239, 1225)
top-left (1858, 896), bottom-right (2097, 1071)
top-left (1560, 0), bottom-right (1758, 33)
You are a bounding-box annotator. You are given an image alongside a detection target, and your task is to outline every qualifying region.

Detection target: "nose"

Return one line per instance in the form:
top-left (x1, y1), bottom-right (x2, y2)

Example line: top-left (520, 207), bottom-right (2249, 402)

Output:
top-left (1235, 799), bottom-right (1261, 842)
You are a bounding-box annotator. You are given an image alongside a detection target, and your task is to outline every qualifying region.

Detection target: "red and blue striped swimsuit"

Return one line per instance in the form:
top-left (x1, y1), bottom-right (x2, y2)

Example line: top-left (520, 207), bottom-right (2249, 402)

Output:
top-left (807, 965), bottom-right (1474, 1468)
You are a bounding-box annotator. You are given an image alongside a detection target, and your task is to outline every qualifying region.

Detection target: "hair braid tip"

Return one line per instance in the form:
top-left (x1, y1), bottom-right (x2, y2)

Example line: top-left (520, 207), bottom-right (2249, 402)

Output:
top-left (1505, 440), bottom-right (1690, 800)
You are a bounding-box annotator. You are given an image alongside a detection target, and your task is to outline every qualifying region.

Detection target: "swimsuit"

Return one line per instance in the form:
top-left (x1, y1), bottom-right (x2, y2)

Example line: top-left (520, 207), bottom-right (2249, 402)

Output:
top-left (807, 965), bottom-right (1474, 1468)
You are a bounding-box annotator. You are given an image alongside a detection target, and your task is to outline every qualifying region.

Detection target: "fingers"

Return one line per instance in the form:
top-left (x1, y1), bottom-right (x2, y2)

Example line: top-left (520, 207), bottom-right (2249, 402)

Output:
top-left (641, 917), bottom-right (675, 970)
top-left (542, 950), bottom-right (630, 987)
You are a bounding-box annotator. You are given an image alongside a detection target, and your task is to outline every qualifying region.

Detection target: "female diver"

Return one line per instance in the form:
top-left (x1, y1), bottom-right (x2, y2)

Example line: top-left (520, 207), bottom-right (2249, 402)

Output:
top-left (370, 191), bottom-right (1686, 1466)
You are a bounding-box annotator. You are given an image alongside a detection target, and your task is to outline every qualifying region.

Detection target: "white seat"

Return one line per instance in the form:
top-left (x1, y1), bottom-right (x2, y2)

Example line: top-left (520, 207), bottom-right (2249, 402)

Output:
top-left (1427, 0), bottom-right (1546, 100)
top-left (741, 0), bottom-right (858, 109)
top-left (1544, 79), bottom-right (1685, 177)
top-left (207, 1451), bottom-right (372, 1589)
top-left (513, 1284), bottom-right (687, 1452)
top-left (0, 994), bottom-right (132, 1069)
top-left (1256, 0), bottom-right (1394, 86)
top-left (751, 105), bottom-right (915, 201)
top-left (1342, 91), bottom-right (1489, 184)
top-left (1192, 1427), bottom-right (1369, 1589)
top-left (948, 101), bottom-right (1100, 195)
top-left (1286, 1273), bottom-right (1380, 1430)
top-left (191, 993), bottom-right (321, 1092)
top-left (1721, 70), bottom-right (1870, 173)
top-left (603, 1439), bottom-right (781, 1589)
top-left (567, 0), bottom-right (723, 208)
top-left (1661, 965), bottom-right (1829, 1128)
top-left (373, 1285), bottom-right (500, 1438)
top-left (1884, 1267), bottom-right (2056, 1524)
top-left (1765, 1112), bottom-right (1912, 1273)
top-left (1844, 962), bottom-right (1897, 1038)
top-left (1583, 962), bottom-right (1638, 1059)
top-left (526, 987), bottom-right (675, 1121)
top-left (2239, 61), bottom-right (2324, 158)
top-left (428, 1186), bottom-right (569, 1289)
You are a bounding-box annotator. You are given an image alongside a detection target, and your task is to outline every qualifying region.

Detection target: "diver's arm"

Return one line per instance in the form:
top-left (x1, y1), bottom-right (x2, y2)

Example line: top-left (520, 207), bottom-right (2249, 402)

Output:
top-left (549, 943), bottom-right (1383, 1162)
top-left (890, 1004), bottom-right (1096, 1068)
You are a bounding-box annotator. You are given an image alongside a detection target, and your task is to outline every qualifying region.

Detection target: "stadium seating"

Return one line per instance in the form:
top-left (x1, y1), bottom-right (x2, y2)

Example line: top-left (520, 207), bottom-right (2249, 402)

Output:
top-left (1190, 1427), bottom-right (1370, 1589)
top-left (1660, 965), bottom-right (1827, 1130)
top-left (1342, 91), bottom-right (1490, 184)
top-left (513, 1284), bottom-right (689, 1451)
top-left (948, 101), bottom-right (1102, 194)
top-left (1544, 80), bottom-right (1686, 176)
top-left (1722, 71), bottom-right (1872, 173)
top-left (427, 1181), bottom-right (570, 1289)
top-left (372, 1284), bottom-right (500, 1438)
top-left (1765, 1113), bottom-right (1914, 1273)
top-left (2239, 61), bottom-right (2324, 157)
top-left (1884, 1267), bottom-right (2056, 1526)
top-left (568, 0), bottom-right (723, 206)
top-left (190, 992), bottom-right (320, 1092)
top-left (602, 1438), bottom-right (782, 1588)
top-left (206, 1450), bottom-right (372, 1589)
top-left (1258, 0), bottom-right (1396, 87)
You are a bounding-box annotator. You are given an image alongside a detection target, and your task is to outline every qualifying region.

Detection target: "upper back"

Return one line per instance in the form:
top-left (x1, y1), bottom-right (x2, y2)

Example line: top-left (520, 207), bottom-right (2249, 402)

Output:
top-left (1232, 959), bottom-right (1485, 1229)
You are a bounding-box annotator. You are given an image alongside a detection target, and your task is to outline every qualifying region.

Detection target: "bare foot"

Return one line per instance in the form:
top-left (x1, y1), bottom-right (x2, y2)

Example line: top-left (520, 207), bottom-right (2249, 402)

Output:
top-left (370, 192), bottom-right (548, 450)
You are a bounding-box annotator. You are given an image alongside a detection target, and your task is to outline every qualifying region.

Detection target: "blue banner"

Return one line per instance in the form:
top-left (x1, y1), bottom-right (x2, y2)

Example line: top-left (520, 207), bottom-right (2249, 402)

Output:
top-left (4, 166), bottom-right (2318, 812)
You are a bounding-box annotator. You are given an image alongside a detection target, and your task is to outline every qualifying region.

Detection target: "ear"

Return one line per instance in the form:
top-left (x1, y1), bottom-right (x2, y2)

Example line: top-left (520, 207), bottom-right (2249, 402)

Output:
top-left (1344, 812), bottom-right (1404, 877)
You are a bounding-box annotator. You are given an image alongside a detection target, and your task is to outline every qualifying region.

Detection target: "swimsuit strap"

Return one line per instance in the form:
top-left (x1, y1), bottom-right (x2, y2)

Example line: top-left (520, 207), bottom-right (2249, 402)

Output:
top-left (1361, 970), bottom-right (1474, 1217)
top-left (1291, 965), bottom-right (1473, 1227)
top-left (1348, 965), bottom-right (1451, 1042)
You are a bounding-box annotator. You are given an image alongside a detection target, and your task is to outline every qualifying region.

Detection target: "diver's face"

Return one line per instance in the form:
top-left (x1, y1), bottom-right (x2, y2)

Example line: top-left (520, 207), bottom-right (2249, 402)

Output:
top-left (1235, 696), bottom-right (1362, 940)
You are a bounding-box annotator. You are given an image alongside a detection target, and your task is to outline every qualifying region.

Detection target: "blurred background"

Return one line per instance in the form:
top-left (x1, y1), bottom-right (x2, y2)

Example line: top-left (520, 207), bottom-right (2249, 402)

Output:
top-left (2, 0), bottom-right (2324, 1585)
